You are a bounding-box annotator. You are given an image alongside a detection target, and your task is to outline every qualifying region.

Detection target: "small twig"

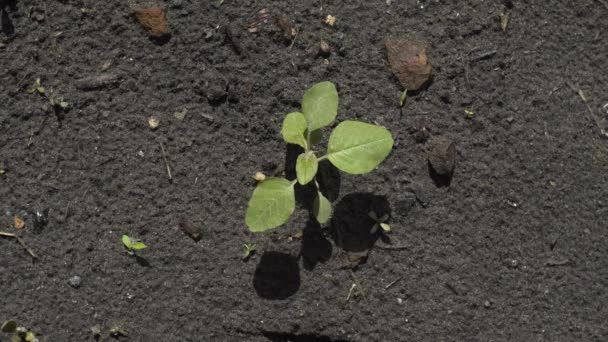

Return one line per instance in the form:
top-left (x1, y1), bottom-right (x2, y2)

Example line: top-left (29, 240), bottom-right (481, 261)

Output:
top-left (567, 82), bottom-right (608, 138)
top-left (346, 283), bottom-right (356, 301)
top-left (349, 269), bottom-right (366, 298)
top-left (158, 141), bottom-right (173, 181)
top-left (288, 26), bottom-right (299, 49)
top-left (0, 232), bottom-right (38, 258)
top-left (385, 276), bottom-right (402, 290)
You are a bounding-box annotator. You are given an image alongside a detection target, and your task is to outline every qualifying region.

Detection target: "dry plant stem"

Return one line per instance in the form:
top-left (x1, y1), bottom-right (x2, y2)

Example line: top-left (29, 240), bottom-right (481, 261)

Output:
top-left (567, 82), bottom-right (608, 138)
top-left (349, 269), bottom-right (366, 298)
top-left (159, 141), bottom-right (173, 180)
top-left (0, 232), bottom-right (38, 258)
top-left (385, 276), bottom-right (402, 289)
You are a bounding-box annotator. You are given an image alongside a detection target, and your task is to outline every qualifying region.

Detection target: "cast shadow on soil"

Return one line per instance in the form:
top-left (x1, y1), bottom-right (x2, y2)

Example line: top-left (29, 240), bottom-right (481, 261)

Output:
top-left (263, 331), bottom-right (350, 342)
top-left (330, 193), bottom-right (391, 255)
top-left (253, 252), bottom-right (300, 300)
top-left (1, 0), bottom-right (17, 37)
top-left (428, 161), bottom-right (454, 188)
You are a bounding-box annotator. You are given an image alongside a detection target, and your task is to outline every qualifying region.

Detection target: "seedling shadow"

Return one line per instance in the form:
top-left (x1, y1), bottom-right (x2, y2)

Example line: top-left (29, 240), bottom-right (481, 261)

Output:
top-left (135, 254), bottom-right (151, 267)
top-left (300, 219), bottom-right (332, 271)
top-left (428, 161), bottom-right (454, 188)
top-left (330, 193), bottom-right (391, 254)
top-left (1, 0), bottom-right (16, 37)
top-left (253, 251), bottom-right (300, 300)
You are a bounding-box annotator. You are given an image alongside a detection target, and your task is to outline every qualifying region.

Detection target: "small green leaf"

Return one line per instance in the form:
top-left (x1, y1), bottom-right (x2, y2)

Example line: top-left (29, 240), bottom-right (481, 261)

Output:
top-left (380, 223), bottom-right (391, 232)
top-left (296, 152), bottom-right (318, 185)
top-left (121, 235), bottom-right (132, 248)
top-left (400, 89), bottom-right (408, 107)
top-left (130, 242), bottom-right (147, 250)
top-left (1, 320), bottom-right (17, 333)
top-left (59, 101), bottom-right (69, 109)
top-left (281, 112), bottom-right (308, 148)
top-left (301, 81), bottom-right (338, 131)
top-left (25, 331), bottom-right (36, 342)
top-left (313, 191), bottom-right (332, 224)
top-left (368, 211), bottom-right (378, 221)
top-left (36, 85), bottom-right (45, 94)
top-left (327, 121), bottom-right (394, 174)
top-left (246, 178), bottom-right (296, 232)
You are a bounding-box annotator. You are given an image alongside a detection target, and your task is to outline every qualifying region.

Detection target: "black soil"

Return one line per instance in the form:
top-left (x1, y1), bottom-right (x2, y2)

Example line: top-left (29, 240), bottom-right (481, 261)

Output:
top-left (2, 0), bottom-right (608, 341)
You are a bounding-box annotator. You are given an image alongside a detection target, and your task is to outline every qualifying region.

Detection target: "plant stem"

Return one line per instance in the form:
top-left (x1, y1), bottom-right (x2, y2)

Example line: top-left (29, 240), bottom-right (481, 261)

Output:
top-left (317, 155), bottom-right (328, 162)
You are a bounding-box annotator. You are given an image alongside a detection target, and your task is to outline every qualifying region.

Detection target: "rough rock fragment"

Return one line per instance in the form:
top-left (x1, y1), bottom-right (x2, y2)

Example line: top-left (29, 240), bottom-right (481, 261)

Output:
top-left (427, 138), bottom-right (456, 175)
top-left (134, 7), bottom-right (168, 37)
top-left (385, 36), bottom-right (432, 90)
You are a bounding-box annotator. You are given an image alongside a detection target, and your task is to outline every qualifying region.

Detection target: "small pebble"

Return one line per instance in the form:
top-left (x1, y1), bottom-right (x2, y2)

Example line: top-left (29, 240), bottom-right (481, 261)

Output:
top-left (427, 138), bottom-right (456, 175)
top-left (396, 297), bottom-right (403, 305)
top-left (319, 40), bottom-right (331, 57)
top-left (68, 275), bottom-right (82, 288)
top-left (483, 300), bottom-right (491, 308)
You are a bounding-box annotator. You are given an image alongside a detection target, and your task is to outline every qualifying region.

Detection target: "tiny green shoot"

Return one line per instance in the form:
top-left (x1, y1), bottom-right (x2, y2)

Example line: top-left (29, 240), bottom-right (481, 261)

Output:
top-left (399, 89), bottom-right (408, 107)
top-left (464, 109), bottom-right (475, 118)
top-left (246, 81), bottom-right (394, 232)
top-left (121, 234), bottom-right (147, 255)
top-left (27, 78), bottom-right (70, 110)
top-left (369, 210), bottom-right (390, 234)
top-left (242, 242), bottom-right (257, 261)
top-left (109, 326), bottom-right (129, 338)
top-left (1, 321), bottom-right (39, 342)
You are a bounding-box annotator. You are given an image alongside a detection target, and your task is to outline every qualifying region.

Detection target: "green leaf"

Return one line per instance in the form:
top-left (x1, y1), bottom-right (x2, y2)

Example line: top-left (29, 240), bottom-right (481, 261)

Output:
top-left (301, 81), bottom-right (338, 131)
top-left (121, 235), bottom-right (132, 248)
top-left (130, 242), bottom-right (147, 250)
top-left (246, 178), bottom-right (296, 232)
top-left (313, 191), bottom-right (332, 224)
top-left (400, 89), bottom-right (408, 107)
top-left (1, 320), bottom-right (17, 333)
top-left (296, 152), bottom-right (318, 185)
top-left (281, 112), bottom-right (308, 148)
top-left (380, 223), bottom-right (391, 232)
top-left (25, 331), bottom-right (36, 342)
top-left (327, 121), bottom-right (394, 174)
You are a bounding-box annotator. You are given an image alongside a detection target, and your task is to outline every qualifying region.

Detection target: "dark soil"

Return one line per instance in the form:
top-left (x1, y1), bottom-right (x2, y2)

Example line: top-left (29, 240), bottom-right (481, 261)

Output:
top-left (2, 0), bottom-right (607, 341)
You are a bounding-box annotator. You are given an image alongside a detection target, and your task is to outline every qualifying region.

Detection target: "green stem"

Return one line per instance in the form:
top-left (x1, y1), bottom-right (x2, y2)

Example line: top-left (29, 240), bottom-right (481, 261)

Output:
top-left (317, 155), bottom-right (328, 162)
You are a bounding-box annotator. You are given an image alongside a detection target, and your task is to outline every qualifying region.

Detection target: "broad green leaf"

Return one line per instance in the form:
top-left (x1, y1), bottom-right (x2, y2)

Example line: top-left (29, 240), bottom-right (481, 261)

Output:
top-left (296, 152), bottom-right (318, 185)
top-left (281, 112), bottom-right (307, 148)
top-left (246, 178), bottom-right (296, 232)
top-left (130, 242), bottom-right (147, 250)
top-left (301, 81), bottom-right (338, 131)
top-left (1, 320), bottom-right (17, 333)
top-left (313, 191), bottom-right (332, 224)
top-left (327, 121), bottom-right (394, 174)
top-left (121, 235), bottom-right (131, 248)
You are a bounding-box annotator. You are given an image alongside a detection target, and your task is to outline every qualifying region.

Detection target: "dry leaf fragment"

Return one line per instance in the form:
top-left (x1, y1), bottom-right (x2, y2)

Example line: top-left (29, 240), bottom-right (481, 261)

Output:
top-left (14, 216), bottom-right (25, 230)
top-left (500, 12), bottom-right (510, 32)
top-left (148, 116), bottom-right (160, 130)
top-left (385, 36), bottom-right (432, 91)
top-left (275, 14), bottom-right (296, 41)
top-left (427, 138), bottom-right (456, 175)
top-left (178, 217), bottom-right (202, 242)
top-left (253, 172), bottom-right (266, 181)
top-left (134, 7), bottom-right (168, 37)
top-left (324, 15), bottom-right (336, 26)
top-left (248, 8), bottom-right (270, 33)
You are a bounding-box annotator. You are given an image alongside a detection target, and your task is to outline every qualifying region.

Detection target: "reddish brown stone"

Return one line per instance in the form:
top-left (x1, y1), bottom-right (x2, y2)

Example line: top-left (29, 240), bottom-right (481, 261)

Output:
top-left (134, 7), bottom-right (168, 37)
top-left (385, 36), bottom-right (432, 90)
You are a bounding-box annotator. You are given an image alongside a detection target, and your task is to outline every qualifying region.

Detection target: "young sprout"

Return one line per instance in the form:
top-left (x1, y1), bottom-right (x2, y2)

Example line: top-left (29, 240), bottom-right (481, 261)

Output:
top-left (369, 211), bottom-right (391, 234)
top-left (1, 320), bottom-right (39, 342)
top-left (245, 81), bottom-right (394, 232)
top-left (27, 78), bottom-right (69, 109)
top-left (121, 234), bottom-right (147, 255)
top-left (399, 89), bottom-right (408, 107)
top-left (242, 242), bottom-right (257, 261)
top-left (109, 326), bottom-right (129, 338)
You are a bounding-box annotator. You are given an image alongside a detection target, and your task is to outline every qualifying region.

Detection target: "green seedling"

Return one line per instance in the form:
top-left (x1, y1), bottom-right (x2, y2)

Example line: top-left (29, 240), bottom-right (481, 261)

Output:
top-left (246, 81), bottom-right (394, 232)
top-left (121, 234), bottom-right (147, 255)
top-left (109, 326), bottom-right (129, 338)
top-left (242, 242), bottom-right (257, 260)
top-left (27, 78), bottom-right (69, 109)
top-left (368, 210), bottom-right (391, 234)
top-left (1, 320), bottom-right (39, 342)
top-left (399, 89), bottom-right (408, 107)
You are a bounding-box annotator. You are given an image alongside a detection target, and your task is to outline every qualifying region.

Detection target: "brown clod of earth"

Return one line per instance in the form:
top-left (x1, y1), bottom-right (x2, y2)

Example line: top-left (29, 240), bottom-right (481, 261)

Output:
top-left (134, 7), bottom-right (168, 37)
top-left (178, 217), bottom-right (202, 242)
top-left (428, 138), bottom-right (456, 175)
top-left (275, 14), bottom-right (296, 42)
top-left (385, 36), bottom-right (432, 91)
